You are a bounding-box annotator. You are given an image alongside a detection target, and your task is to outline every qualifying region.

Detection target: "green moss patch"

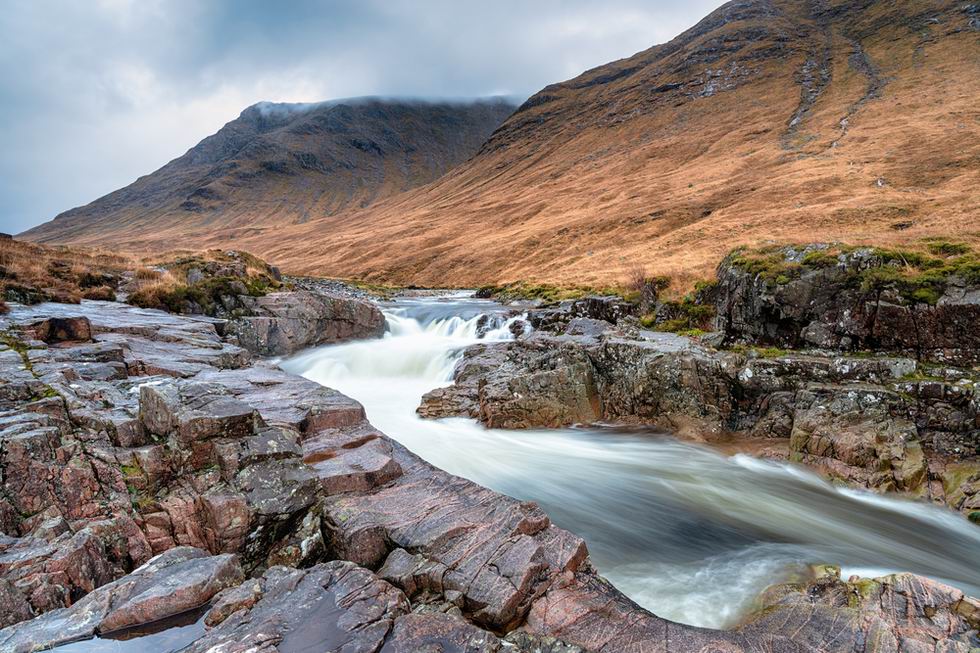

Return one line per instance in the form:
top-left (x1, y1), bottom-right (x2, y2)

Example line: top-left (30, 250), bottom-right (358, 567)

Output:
top-left (640, 296), bottom-right (716, 334)
top-left (479, 281), bottom-right (623, 305)
top-left (727, 244), bottom-right (980, 306)
top-left (127, 250), bottom-right (286, 316)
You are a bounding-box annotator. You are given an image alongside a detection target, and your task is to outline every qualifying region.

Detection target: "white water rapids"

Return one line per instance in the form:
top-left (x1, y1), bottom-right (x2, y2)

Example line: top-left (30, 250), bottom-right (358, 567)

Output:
top-left (281, 294), bottom-right (980, 630)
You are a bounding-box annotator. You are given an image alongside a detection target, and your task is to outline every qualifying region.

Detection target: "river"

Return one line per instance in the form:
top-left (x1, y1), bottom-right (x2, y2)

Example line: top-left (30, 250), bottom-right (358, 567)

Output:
top-left (279, 293), bottom-right (980, 629)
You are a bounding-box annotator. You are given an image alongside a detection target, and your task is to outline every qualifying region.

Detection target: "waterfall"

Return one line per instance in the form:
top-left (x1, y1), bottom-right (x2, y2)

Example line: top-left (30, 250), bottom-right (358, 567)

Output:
top-left (286, 304), bottom-right (524, 386)
top-left (281, 295), bottom-right (980, 630)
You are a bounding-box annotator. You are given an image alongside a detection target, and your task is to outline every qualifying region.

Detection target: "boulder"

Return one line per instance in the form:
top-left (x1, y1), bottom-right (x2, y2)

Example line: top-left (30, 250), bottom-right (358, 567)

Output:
top-left (225, 290), bottom-right (385, 356)
top-left (27, 316), bottom-right (93, 344)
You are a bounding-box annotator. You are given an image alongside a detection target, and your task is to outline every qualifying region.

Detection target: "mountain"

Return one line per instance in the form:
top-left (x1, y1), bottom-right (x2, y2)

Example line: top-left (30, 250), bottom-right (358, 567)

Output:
top-left (22, 97), bottom-right (517, 246)
top-left (23, 0), bottom-right (980, 287)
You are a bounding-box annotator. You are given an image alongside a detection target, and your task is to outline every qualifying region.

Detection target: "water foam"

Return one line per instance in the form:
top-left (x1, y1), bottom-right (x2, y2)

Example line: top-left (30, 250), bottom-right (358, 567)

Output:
top-left (281, 296), bottom-right (980, 629)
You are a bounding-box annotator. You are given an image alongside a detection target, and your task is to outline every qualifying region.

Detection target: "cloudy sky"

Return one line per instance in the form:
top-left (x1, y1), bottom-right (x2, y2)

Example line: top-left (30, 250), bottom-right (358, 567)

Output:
top-left (0, 0), bottom-right (723, 234)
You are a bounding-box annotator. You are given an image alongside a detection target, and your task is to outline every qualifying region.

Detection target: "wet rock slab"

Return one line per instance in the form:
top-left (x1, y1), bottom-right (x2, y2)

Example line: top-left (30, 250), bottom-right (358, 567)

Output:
top-left (325, 440), bottom-right (590, 631)
top-left (185, 561), bottom-right (407, 653)
top-left (0, 547), bottom-right (242, 652)
top-left (303, 423), bottom-right (404, 494)
top-left (1, 298), bottom-right (978, 653)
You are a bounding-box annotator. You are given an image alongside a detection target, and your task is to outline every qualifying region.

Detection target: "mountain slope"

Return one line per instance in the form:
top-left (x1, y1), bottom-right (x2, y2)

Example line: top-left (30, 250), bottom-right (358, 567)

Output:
top-left (22, 98), bottom-right (516, 245)
top-left (23, 0), bottom-right (980, 287)
top-left (256, 0), bottom-right (980, 286)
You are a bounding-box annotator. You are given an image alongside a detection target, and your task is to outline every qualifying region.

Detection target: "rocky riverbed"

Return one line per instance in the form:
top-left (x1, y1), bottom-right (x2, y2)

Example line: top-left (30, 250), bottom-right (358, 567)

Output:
top-left (1, 275), bottom-right (979, 650)
top-left (422, 248), bottom-right (980, 520)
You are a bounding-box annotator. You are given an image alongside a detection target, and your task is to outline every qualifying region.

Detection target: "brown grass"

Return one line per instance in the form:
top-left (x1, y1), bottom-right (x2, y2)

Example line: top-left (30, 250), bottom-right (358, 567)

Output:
top-left (0, 238), bottom-right (135, 305)
top-left (0, 239), bottom-right (283, 311)
top-left (133, 266), bottom-right (162, 281)
top-left (125, 250), bottom-right (284, 314)
top-left (80, 286), bottom-right (117, 301)
top-left (125, 269), bottom-right (186, 309)
top-left (15, 2), bottom-right (980, 294)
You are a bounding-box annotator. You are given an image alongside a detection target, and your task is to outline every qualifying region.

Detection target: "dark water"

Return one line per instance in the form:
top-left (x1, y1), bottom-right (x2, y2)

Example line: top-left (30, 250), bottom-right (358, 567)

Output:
top-left (51, 606), bottom-right (208, 652)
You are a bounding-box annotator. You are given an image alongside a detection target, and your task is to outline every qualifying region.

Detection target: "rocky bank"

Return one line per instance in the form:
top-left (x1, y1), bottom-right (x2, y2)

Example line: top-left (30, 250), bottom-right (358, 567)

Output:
top-left (421, 246), bottom-right (980, 520)
top-left (123, 250), bottom-right (387, 356)
top-left (1, 290), bottom-right (977, 650)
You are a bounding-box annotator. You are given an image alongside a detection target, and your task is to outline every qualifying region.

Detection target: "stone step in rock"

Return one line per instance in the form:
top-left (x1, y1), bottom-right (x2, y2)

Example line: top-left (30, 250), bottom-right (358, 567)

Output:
top-left (194, 365), bottom-right (366, 432)
top-left (303, 424), bottom-right (403, 494)
top-left (323, 439), bottom-right (589, 632)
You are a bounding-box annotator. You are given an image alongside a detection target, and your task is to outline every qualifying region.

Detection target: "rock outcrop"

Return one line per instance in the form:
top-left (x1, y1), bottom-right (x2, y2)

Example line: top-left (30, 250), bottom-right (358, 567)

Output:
top-left (420, 301), bottom-right (979, 516)
top-left (524, 567), bottom-right (980, 653)
top-left (739, 567), bottom-right (980, 653)
top-left (123, 250), bottom-right (386, 357)
top-left (715, 245), bottom-right (980, 366)
top-left (224, 290), bottom-right (385, 356)
top-left (0, 301), bottom-right (337, 627)
top-left (1, 297), bottom-right (978, 652)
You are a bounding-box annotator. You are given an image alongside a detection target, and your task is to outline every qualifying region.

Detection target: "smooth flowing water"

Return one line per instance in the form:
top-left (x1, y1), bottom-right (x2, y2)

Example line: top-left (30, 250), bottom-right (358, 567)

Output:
top-left (281, 294), bottom-right (980, 629)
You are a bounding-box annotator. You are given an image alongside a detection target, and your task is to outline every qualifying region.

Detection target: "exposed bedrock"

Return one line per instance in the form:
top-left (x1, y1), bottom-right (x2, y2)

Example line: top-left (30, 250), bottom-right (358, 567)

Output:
top-left (715, 245), bottom-right (980, 367)
top-left (0, 547), bottom-right (242, 651)
top-left (1, 298), bottom-right (978, 652)
top-left (224, 290), bottom-right (385, 357)
top-left (123, 252), bottom-right (385, 357)
top-left (419, 308), bottom-right (979, 515)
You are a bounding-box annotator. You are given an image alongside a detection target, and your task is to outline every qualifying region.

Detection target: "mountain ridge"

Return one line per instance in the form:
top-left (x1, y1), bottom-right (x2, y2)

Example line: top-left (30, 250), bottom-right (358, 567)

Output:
top-left (22, 0), bottom-right (980, 288)
top-left (23, 96), bottom-right (517, 245)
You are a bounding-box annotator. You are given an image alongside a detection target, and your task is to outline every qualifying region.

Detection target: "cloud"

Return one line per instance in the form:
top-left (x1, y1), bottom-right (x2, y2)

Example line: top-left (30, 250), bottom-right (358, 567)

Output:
top-left (0, 0), bottom-right (723, 234)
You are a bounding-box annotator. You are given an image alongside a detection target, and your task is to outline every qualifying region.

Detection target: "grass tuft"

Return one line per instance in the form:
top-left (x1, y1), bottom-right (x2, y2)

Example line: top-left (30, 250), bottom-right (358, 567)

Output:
top-left (126, 250), bottom-right (285, 315)
top-left (0, 238), bottom-right (132, 306)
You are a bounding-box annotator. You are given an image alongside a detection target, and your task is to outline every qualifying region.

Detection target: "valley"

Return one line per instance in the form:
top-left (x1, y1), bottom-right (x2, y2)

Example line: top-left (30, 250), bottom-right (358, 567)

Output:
top-left (2, 0), bottom-right (979, 651)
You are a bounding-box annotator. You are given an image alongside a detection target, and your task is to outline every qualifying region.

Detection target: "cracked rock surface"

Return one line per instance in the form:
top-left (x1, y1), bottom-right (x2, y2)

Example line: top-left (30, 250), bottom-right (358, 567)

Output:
top-left (0, 299), bottom-right (977, 652)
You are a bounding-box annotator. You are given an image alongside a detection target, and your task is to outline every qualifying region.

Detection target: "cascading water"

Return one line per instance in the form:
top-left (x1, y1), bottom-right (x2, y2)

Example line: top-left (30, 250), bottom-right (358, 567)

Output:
top-left (281, 294), bottom-right (980, 630)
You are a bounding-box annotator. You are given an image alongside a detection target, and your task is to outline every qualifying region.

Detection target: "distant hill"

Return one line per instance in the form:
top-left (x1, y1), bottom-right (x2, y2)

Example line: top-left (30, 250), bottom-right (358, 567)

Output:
top-left (23, 1), bottom-right (980, 288)
top-left (22, 97), bottom-right (516, 246)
